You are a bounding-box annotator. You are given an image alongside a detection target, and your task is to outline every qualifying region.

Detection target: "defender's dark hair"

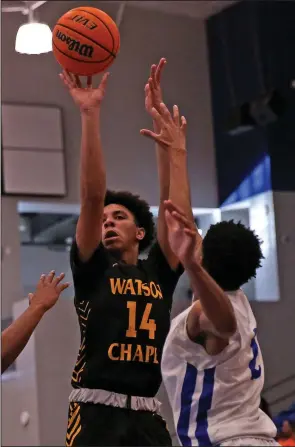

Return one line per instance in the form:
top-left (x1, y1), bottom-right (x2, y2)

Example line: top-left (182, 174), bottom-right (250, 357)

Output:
top-left (104, 190), bottom-right (155, 252)
top-left (202, 220), bottom-right (264, 291)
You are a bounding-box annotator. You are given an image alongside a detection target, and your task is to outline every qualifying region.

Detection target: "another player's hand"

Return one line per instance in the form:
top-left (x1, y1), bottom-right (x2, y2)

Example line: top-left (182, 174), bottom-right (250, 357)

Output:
top-left (141, 102), bottom-right (187, 152)
top-left (59, 70), bottom-right (109, 112)
top-left (145, 58), bottom-right (166, 116)
top-left (164, 200), bottom-right (201, 268)
top-left (28, 271), bottom-right (70, 313)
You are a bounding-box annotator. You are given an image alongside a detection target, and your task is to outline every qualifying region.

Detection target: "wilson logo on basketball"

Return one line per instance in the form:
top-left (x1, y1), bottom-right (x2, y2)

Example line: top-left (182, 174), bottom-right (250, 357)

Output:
top-left (55, 30), bottom-right (94, 58)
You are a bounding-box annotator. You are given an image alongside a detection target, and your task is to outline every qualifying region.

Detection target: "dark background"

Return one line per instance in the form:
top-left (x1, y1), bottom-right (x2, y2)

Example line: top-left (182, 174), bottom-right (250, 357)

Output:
top-left (207, 0), bottom-right (295, 205)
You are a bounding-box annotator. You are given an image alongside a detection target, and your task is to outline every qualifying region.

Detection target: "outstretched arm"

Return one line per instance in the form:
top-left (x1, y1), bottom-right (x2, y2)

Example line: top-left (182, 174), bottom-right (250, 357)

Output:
top-left (60, 72), bottom-right (109, 262)
top-left (142, 97), bottom-right (201, 269)
top-left (1, 272), bottom-right (69, 374)
top-left (144, 59), bottom-right (177, 268)
top-left (164, 201), bottom-right (237, 339)
top-left (145, 63), bottom-right (195, 230)
top-left (145, 59), bottom-right (170, 203)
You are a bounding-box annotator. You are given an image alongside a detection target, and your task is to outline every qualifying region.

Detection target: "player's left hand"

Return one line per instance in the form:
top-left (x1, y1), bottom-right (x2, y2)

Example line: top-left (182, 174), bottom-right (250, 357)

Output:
top-left (164, 200), bottom-right (201, 267)
top-left (140, 102), bottom-right (187, 152)
top-left (28, 271), bottom-right (70, 313)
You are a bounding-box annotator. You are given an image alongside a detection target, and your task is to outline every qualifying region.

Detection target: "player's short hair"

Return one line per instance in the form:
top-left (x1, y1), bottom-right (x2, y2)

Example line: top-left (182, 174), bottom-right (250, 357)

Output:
top-left (202, 220), bottom-right (264, 291)
top-left (104, 190), bottom-right (155, 252)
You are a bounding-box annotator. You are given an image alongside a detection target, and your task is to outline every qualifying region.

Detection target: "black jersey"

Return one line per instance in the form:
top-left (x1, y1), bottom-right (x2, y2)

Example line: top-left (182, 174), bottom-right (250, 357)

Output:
top-left (70, 240), bottom-right (183, 397)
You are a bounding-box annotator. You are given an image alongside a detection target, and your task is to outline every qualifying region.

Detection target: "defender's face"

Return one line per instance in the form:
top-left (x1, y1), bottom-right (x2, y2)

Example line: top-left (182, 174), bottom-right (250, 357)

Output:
top-left (102, 204), bottom-right (141, 252)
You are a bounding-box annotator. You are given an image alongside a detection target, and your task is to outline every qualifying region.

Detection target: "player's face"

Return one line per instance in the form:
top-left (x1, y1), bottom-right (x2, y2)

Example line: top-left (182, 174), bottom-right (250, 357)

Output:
top-left (102, 204), bottom-right (144, 252)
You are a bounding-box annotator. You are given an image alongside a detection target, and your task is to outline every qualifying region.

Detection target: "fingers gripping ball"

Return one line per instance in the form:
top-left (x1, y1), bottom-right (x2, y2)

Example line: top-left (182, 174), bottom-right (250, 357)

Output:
top-left (53, 7), bottom-right (120, 76)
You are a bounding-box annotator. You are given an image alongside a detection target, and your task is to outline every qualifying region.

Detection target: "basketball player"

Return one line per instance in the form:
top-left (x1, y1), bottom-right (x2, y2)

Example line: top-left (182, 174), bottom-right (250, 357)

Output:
top-left (2, 271), bottom-right (69, 373)
top-left (59, 58), bottom-right (195, 446)
top-left (161, 200), bottom-right (279, 446)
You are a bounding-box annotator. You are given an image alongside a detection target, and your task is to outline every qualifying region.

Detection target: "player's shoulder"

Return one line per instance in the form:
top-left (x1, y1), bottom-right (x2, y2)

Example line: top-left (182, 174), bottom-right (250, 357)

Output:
top-left (227, 289), bottom-right (254, 320)
top-left (166, 305), bottom-right (195, 347)
top-left (141, 241), bottom-right (184, 280)
top-left (70, 239), bottom-right (112, 270)
top-left (141, 241), bottom-right (164, 268)
top-left (227, 289), bottom-right (258, 344)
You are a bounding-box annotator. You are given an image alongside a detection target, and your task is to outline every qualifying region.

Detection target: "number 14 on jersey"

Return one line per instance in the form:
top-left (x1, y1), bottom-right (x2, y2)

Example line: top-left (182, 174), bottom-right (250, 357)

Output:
top-left (126, 301), bottom-right (157, 340)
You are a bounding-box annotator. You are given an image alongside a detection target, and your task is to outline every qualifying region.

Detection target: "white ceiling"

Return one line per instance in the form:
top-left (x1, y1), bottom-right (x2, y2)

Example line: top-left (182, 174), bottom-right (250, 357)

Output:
top-left (127, 1), bottom-right (237, 19)
top-left (2, 1), bottom-right (238, 19)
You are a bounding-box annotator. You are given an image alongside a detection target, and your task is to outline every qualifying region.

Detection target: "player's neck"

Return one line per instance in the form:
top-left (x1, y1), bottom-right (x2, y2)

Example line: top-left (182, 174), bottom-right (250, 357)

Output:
top-left (113, 246), bottom-right (138, 265)
top-left (121, 248), bottom-right (138, 265)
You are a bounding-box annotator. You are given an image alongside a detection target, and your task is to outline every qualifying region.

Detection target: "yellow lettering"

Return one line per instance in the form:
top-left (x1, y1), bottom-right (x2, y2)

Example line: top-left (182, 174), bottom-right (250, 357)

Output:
top-left (140, 303), bottom-right (156, 339)
top-left (145, 346), bottom-right (159, 364)
top-left (134, 279), bottom-right (143, 295)
top-left (150, 281), bottom-right (159, 298)
top-left (154, 347), bottom-right (159, 364)
top-left (120, 343), bottom-right (132, 361)
top-left (108, 343), bottom-right (159, 364)
top-left (124, 279), bottom-right (136, 295)
top-left (156, 284), bottom-right (163, 299)
top-left (108, 343), bottom-right (120, 360)
top-left (110, 278), bottom-right (126, 295)
top-left (141, 283), bottom-right (151, 296)
top-left (132, 345), bottom-right (144, 362)
top-left (126, 301), bottom-right (137, 338)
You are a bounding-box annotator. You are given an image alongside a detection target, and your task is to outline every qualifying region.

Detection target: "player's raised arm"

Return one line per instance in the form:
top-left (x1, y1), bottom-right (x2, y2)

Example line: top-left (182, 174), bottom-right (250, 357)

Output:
top-left (164, 201), bottom-right (237, 338)
top-left (141, 93), bottom-right (197, 269)
top-left (144, 59), bottom-right (169, 201)
top-left (60, 71), bottom-right (109, 262)
top-left (1, 272), bottom-right (69, 374)
top-left (143, 59), bottom-right (177, 267)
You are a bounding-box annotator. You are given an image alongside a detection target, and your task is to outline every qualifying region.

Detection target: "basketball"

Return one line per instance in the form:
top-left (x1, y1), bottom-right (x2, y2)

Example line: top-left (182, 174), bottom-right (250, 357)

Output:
top-left (52, 6), bottom-right (120, 76)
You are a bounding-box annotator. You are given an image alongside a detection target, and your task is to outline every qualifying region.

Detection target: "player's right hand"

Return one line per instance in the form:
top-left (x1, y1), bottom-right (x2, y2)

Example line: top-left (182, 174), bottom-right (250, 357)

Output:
top-left (141, 101), bottom-right (187, 152)
top-left (145, 58), bottom-right (166, 116)
top-left (163, 200), bottom-right (201, 268)
top-left (28, 271), bottom-right (70, 313)
top-left (59, 70), bottom-right (109, 113)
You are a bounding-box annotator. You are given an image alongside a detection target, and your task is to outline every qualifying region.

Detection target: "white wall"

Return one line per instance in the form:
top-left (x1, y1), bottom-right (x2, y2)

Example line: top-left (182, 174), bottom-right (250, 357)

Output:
top-left (252, 191), bottom-right (295, 413)
top-left (20, 245), bottom-right (74, 298)
top-left (249, 192), bottom-right (280, 302)
top-left (1, 0), bottom-right (217, 208)
top-left (1, 197), bottom-right (23, 317)
top-left (221, 192), bottom-right (280, 302)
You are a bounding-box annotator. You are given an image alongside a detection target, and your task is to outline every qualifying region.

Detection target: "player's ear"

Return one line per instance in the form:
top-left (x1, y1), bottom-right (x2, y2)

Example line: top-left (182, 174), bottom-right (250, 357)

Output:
top-left (136, 227), bottom-right (145, 242)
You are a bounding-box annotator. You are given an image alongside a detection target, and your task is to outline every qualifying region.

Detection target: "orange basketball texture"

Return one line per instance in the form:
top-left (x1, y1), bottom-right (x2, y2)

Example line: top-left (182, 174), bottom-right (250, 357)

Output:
top-left (52, 7), bottom-right (120, 76)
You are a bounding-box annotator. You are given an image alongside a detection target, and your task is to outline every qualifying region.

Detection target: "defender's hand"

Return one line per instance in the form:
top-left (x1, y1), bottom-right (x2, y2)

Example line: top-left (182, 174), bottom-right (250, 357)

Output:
top-left (28, 271), bottom-right (70, 313)
top-left (145, 58), bottom-right (166, 116)
top-left (164, 200), bottom-right (201, 267)
top-left (59, 70), bottom-right (109, 112)
top-left (141, 102), bottom-right (187, 152)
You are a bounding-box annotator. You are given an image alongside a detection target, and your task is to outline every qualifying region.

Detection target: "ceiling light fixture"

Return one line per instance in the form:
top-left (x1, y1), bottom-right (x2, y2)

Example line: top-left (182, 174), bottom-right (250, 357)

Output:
top-left (14, 2), bottom-right (52, 55)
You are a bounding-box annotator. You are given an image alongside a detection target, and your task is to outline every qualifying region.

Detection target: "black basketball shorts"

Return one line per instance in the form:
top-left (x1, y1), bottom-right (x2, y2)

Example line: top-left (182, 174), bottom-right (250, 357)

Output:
top-left (66, 402), bottom-right (172, 446)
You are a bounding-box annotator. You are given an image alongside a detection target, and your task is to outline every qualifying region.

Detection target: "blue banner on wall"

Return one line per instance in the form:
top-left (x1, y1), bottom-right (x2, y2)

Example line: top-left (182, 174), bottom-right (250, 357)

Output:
top-left (222, 155), bottom-right (272, 206)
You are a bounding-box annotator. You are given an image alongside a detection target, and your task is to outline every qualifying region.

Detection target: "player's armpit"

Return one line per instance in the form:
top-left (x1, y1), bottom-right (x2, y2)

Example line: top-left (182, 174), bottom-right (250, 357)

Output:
top-left (76, 198), bottom-right (104, 262)
top-left (186, 300), bottom-right (202, 340)
top-left (187, 300), bottom-right (233, 342)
